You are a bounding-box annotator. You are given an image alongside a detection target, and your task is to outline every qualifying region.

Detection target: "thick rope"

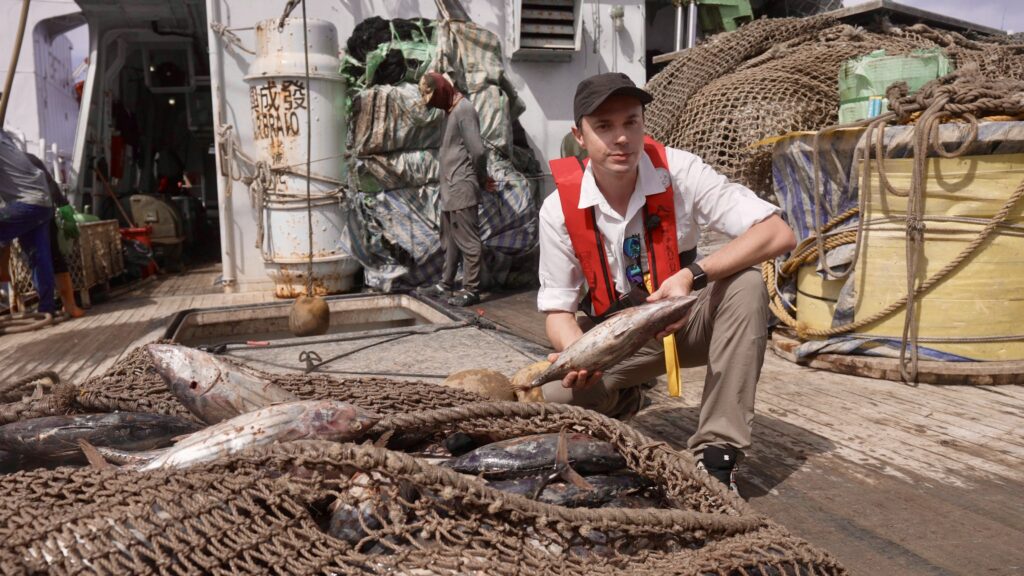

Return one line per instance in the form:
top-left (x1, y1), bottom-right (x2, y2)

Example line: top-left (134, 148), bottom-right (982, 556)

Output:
top-left (0, 369), bottom-right (58, 402)
top-left (766, 179), bottom-right (1024, 338)
top-left (767, 69), bottom-right (1024, 381)
top-left (0, 312), bottom-right (52, 335)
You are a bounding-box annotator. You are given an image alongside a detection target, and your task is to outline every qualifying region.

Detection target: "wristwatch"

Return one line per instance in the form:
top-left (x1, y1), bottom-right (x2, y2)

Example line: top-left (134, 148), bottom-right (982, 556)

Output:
top-left (685, 263), bottom-right (708, 291)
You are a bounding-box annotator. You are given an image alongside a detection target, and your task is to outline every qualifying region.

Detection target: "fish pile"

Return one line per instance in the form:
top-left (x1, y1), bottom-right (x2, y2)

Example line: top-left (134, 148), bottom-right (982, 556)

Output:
top-left (320, 429), bottom-right (665, 552)
top-left (2, 343), bottom-right (668, 564)
top-left (446, 431), bottom-right (660, 508)
top-left (0, 344), bottom-right (379, 473)
top-left (1, 344), bottom-right (658, 506)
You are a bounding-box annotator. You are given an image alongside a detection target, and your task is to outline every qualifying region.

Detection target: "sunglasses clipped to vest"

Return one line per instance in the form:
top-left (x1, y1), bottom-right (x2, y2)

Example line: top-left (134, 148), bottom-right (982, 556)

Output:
top-left (576, 216), bottom-right (697, 323)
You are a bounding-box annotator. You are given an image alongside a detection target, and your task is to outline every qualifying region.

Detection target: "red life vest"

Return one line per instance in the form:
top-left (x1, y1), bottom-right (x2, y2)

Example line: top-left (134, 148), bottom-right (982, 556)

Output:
top-left (549, 136), bottom-right (680, 317)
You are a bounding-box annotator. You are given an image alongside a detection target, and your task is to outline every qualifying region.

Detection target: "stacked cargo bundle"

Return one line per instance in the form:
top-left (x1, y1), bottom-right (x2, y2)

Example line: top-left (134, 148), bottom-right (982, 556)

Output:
top-left (343, 18), bottom-right (541, 292)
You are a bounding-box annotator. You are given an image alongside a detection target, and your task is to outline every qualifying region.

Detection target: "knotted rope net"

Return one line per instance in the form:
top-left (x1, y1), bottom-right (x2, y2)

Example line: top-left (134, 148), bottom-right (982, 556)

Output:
top-left (645, 16), bottom-right (1024, 199)
top-left (0, 345), bottom-right (846, 574)
top-left (647, 15), bottom-right (1024, 381)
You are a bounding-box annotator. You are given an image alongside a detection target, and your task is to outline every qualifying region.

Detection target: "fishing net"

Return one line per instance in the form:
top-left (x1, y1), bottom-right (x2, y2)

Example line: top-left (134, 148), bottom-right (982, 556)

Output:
top-left (645, 16), bottom-right (1024, 200)
top-left (0, 343), bottom-right (487, 426)
top-left (0, 345), bottom-right (845, 574)
top-left (0, 401), bottom-right (845, 575)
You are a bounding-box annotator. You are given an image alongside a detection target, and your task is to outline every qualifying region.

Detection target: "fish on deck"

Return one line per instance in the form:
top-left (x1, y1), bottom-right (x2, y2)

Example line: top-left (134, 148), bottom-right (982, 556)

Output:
top-left (147, 343), bottom-right (298, 424)
top-left (0, 412), bottom-right (200, 465)
top-left (445, 432), bottom-right (626, 479)
top-left (94, 400), bottom-right (379, 471)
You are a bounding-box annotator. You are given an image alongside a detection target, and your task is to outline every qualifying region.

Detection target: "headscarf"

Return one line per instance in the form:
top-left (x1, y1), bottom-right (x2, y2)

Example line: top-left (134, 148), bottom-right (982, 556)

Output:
top-left (418, 72), bottom-right (457, 111)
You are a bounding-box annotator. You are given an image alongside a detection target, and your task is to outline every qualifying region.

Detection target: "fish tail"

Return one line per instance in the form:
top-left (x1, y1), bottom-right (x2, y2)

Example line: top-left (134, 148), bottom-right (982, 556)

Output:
top-left (524, 371), bottom-right (553, 390)
top-left (555, 429), bottom-right (594, 491)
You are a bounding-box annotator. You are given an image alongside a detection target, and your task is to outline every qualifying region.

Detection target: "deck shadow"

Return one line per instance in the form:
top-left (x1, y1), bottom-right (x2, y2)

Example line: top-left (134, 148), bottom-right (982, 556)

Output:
top-left (631, 404), bottom-right (835, 499)
top-left (6, 317), bottom-right (163, 383)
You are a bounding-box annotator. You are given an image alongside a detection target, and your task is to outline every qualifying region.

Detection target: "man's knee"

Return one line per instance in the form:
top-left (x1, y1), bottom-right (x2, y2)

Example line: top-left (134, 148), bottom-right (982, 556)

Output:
top-left (716, 268), bottom-right (767, 308)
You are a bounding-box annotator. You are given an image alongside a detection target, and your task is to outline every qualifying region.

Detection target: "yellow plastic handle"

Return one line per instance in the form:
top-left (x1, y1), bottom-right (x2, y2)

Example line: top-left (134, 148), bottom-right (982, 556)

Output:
top-left (664, 333), bottom-right (681, 397)
top-left (644, 273), bottom-right (682, 397)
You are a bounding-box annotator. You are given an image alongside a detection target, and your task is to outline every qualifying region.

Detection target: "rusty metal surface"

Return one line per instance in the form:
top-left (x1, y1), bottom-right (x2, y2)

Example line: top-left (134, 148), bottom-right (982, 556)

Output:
top-left (243, 16), bottom-right (358, 296)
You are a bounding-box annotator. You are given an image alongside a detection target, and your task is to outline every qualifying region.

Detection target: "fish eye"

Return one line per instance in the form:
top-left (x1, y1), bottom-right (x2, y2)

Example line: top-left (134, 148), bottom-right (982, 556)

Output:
top-left (189, 381), bottom-right (198, 390)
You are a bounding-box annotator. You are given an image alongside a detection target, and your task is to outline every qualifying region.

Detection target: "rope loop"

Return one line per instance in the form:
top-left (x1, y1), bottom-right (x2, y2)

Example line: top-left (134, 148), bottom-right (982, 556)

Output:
top-left (768, 69), bottom-right (1024, 382)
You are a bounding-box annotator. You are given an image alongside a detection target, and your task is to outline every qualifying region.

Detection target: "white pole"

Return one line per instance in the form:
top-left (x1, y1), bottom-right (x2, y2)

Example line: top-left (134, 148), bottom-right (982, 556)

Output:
top-left (206, 0), bottom-right (237, 290)
top-left (674, 3), bottom-right (685, 52)
top-left (686, 0), bottom-right (699, 49)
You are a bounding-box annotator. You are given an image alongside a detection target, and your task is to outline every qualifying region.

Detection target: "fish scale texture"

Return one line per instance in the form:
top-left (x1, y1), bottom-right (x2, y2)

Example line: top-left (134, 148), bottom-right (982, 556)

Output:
top-left (0, 344), bottom-right (844, 574)
top-left (645, 17), bottom-right (1024, 202)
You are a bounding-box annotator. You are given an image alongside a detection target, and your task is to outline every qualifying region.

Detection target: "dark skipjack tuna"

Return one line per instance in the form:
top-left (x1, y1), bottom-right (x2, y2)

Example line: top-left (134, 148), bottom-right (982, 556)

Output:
top-left (0, 412), bottom-right (200, 464)
top-left (445, 432), bottom-right (626, 479)
top-left (521, 295), bottom-right (698, 389)
top-left (147, 343), bottom-right (298, 424)
top-left (488, 473), bottom-right (651, 507)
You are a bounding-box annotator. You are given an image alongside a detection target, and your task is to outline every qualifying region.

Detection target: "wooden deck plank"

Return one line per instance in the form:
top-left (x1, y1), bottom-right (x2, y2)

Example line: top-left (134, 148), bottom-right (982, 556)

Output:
top-left (57, 307), bottom-right (137, 383)
top-left (751, 391), bottom-right (1010, 485)
top-left (651, 360), bottom-right (1023, 485)
top-left (765, 353), bottom-right (1024, 430)
top-left (761, 362), bottom-right (1024, 453)
top-left (767, 343), bottom-right (1023, 414)
top-left (636, 389), bottom-right (1024, 575)
top-left (50, 299), bottom-right (149, 383)
top-left (802, 377), bottom-right (1024, 453)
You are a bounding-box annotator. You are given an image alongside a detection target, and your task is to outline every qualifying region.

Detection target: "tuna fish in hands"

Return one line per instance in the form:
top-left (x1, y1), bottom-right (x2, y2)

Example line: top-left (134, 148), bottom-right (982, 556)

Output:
top-left (520, 296), bottom-right (698, 391)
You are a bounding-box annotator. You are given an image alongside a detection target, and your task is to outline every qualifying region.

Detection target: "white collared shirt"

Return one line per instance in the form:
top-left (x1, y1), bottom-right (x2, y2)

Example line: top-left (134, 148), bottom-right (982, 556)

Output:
top-left (537, 146), bottom-right (780, 313)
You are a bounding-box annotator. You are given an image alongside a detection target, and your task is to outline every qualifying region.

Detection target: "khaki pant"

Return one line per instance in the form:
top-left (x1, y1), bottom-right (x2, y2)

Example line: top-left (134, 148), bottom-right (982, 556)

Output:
top-left (541, 267), bottom-right (769, 454)
top-left (439, 206), bottom-right (482, 293)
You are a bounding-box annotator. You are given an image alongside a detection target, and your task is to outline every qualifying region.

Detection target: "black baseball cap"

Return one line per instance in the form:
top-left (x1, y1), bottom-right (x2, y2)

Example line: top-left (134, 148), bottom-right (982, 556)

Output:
top-left (573, 73), bottom-right (653, 126)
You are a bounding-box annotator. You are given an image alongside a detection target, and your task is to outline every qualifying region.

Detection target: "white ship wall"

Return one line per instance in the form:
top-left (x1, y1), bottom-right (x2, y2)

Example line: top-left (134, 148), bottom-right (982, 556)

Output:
top-left (0, 0), bottom-right (84, 178)
top-left (206, 0), bottom-right (647, 289)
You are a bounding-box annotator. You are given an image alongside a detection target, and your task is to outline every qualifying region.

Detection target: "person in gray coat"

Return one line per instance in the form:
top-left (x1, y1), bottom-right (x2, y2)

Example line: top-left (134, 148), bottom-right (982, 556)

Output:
top-left (416, 72), bottom-right (495, 307)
